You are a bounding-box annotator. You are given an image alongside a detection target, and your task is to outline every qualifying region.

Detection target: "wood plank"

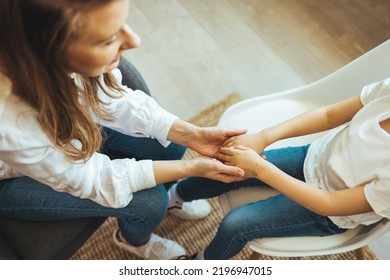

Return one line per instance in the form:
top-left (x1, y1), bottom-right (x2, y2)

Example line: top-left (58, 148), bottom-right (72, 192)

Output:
top-left (124, 0), bottom-right (390, 119)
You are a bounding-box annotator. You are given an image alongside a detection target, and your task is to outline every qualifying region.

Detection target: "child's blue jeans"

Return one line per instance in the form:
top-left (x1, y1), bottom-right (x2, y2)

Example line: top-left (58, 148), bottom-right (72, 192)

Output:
top-left (176, 145), bottom-right (348, 259)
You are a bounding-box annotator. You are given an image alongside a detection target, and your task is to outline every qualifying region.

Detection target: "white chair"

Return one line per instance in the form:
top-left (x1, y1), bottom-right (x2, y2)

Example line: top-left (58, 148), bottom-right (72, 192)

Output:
top-left (217, 39), bottom-right (390, 260)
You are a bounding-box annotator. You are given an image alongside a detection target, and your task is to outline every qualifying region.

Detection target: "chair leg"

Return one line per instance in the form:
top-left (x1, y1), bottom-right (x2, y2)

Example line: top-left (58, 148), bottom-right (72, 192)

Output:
top-left (249, 252), bottom-right (262, 260)
top-left (355, 246), bottom-right (367, 260)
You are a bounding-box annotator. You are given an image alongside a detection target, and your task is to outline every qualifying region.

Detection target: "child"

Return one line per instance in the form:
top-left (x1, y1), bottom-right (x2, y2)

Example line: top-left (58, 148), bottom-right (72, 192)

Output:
top-left (175, 77), bottom-right (390, 259)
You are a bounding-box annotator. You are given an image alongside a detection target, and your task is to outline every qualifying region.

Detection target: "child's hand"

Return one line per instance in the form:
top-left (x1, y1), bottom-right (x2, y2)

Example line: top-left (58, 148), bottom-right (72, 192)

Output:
top-left (222, 133), bottom-right (266, 155)
top-left (216, 145), bottom-right (266, 178)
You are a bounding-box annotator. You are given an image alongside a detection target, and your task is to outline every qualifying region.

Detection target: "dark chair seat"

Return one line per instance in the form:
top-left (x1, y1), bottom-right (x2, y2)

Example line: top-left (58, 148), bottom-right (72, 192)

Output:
top-left (0, 215), bottom-right (105, 259)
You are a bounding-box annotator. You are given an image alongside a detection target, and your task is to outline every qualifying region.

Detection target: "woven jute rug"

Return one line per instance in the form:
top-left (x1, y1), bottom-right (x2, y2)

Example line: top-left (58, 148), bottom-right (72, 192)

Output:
top-left (70, 93), bottom-right (377, 260)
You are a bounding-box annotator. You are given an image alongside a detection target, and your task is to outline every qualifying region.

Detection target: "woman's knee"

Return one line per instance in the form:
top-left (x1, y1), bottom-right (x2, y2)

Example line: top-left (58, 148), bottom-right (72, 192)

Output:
top-left (144, 185), bottom-right (168, 219)
top-left (120, 185), bottom-right (168, 223)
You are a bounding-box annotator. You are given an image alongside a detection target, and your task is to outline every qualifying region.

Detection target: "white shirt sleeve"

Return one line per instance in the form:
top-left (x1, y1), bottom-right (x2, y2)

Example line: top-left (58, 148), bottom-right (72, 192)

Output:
top-left (0, 69), bottom-right (178, 208)
top-left (92, 68), bottom-right (178, 148)
top-left (364, 177), bottom-right (390, 219)
top-left (361, 77), bottom-right (390, 105)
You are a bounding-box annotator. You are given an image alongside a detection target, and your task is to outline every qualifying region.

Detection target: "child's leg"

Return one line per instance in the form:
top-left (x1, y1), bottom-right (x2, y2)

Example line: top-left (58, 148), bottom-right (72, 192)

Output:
top-left (202, 194), bottom-right (347, 260)
top-left (174, 145), bottom-right (340, 259)
top-left (175, 145), bottom-right (310, 202)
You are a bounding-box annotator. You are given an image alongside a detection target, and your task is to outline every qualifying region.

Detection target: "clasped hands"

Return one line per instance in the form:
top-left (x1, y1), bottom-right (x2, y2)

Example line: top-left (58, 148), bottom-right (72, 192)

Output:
top-left (187, 126), bottom-right (268, 182)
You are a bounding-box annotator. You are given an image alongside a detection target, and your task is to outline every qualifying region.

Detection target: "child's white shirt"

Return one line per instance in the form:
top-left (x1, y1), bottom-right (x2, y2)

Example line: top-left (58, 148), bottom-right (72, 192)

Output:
top-left (304, 78), bottom-right (390, 228)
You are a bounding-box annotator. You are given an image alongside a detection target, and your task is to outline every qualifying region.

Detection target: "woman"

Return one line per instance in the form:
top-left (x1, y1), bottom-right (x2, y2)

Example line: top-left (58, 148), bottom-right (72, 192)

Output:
top-left (0, 0), bottom-right (246, 260)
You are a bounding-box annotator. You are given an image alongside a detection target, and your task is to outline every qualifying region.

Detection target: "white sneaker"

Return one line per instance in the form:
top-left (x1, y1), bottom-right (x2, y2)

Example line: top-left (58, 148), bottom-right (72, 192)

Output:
top-left (168, 199), bottom-right (211, 220)
top-left (113, 229), bottom-right (186, 260)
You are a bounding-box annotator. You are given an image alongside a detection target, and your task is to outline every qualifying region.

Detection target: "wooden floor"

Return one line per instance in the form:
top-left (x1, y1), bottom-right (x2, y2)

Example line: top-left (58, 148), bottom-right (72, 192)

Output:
top-left (123, 0), bottom-right (390, 259)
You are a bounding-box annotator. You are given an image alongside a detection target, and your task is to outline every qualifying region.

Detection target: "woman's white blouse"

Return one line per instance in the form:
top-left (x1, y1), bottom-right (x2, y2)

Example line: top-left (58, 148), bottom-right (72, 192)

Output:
top-left (0, 69), bottom-right (178, 208)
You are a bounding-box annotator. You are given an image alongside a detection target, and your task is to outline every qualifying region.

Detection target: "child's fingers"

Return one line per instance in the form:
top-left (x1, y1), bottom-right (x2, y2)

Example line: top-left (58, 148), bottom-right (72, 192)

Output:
top-left (235, 145), bottom-right (250, 151)
top-left (216, 152), bottom-right (231, 162)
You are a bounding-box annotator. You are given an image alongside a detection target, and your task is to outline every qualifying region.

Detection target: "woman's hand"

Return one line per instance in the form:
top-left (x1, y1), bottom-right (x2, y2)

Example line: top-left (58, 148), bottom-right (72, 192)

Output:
top-left (167, 120), bottom-right (247, 158)
top-left (190, 156), bottom-right (246, 183)
top-left (188, 126), bottom-right (248, 158)
top-left (152, 155), bottom-right (246, 184)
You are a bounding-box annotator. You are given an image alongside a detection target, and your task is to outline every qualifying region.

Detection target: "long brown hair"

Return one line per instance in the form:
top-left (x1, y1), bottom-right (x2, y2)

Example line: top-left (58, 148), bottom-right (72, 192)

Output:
top-left (0, 0), bottom-right (123, 161)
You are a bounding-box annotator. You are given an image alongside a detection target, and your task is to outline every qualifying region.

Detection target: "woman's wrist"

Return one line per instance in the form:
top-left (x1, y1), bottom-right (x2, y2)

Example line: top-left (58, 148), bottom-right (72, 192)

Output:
top-left (152, 159), bottom-right (197, 184)
top-left (186, 157), bottom-right (205, 177)
top-left (167, 119), bottom-right (200, 147)
top-left (186, 157), bottom-right (217, 178)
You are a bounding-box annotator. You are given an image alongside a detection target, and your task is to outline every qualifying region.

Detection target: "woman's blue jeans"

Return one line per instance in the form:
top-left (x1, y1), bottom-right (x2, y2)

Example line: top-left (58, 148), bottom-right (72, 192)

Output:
top-left (176, 145), bottom-right (347, 259)
top-left (0, 128), bottom-right (186, 247)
